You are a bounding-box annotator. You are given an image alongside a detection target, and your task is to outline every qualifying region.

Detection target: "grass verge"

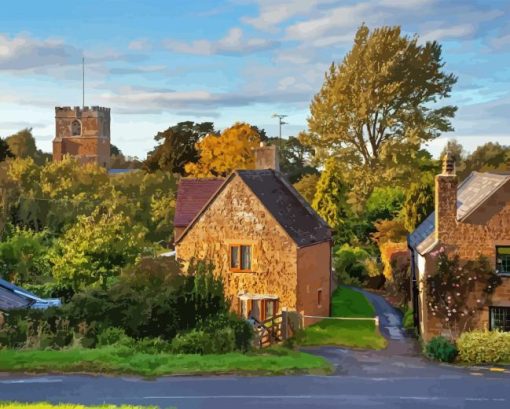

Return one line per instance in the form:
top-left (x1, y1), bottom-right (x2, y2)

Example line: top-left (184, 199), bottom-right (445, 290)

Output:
top-left (0, 345), bottom-right (331, 377)
top-left (298, 286), bottom-right (387, 349)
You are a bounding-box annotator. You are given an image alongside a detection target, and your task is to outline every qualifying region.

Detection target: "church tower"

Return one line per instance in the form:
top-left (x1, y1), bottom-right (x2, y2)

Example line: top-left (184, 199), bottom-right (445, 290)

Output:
top-left (52, 106), bottom-right (111, 168)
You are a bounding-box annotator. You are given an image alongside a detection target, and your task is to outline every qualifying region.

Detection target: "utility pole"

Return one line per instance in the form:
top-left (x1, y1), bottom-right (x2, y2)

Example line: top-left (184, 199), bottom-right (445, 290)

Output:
top-left (272, 113), bottom-right (288, 141)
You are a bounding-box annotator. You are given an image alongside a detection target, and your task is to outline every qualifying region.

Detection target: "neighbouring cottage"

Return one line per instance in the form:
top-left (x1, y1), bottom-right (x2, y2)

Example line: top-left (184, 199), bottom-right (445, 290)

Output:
top-left (174, 144), bottom-right (332, 324)
top-left (409, 153), bottom-right (510, 340)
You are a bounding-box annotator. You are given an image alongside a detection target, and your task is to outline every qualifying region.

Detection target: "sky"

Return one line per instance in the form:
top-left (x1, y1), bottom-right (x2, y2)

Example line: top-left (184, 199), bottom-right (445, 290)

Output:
top-left (1, 0), bottom-right (510, 159)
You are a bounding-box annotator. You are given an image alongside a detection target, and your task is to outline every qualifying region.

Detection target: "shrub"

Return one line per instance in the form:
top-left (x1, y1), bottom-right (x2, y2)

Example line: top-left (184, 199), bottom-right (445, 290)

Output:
top-left (425, 336), bottom-right (458, 362)
top-left (334, 244), bottom-right (371, 285)
top-left (97, 327), bottom-right (132, 347)
top-left (134, 337), bottom-right (172, 354)
top-left (198, 313), bottom-right (253, 352)
top-left (457, 330), bottom-right (510, 364)
top-left (171, 329), bottom-right (209, 354)
top-left (402, 308), bottom-right (414, 330)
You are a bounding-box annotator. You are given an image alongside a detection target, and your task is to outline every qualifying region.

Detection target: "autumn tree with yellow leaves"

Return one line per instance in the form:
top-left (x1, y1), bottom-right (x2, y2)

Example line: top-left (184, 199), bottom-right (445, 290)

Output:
top-left (184, 122), bottom-right (261, 177)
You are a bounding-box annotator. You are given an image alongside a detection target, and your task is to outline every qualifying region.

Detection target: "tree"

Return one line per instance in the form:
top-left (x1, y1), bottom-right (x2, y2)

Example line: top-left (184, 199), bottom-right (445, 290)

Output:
top-left (440, 138), bottom-right (465, 163)
top-left (144, 121), bottom-right (215, 174)
top-left (49, 208), bottom-right (149, 290)
top-left (460, 142), bottom-right (510, 180)
top-left (312, 159), bottom-right (351, 230)
top-left (268, 136), bottom-right (318, 183)
top-left (0, 138), bottom-right (13, 162)
top-left (305, 24), bottom-right (457, 198)
top-left (293, 173), bottom-right (320, 204)
top-left (402, 174), bottom-right (435, 232)
top-left (6, 129), bottom-right (37, 159)
top-left (184, 123), bottom-right (261, 177)
top-left (364, 186), bottom-right (405, 223)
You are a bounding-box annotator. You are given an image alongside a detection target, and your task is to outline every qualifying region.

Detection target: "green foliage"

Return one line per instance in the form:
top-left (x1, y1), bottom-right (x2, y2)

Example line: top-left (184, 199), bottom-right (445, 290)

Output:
top-left (293, 173), bottom-right (320, 204)
top-left (402, 174), bottom-right (435, 232)
top-left (0, 226), bottom-right (52, 285)
top-left (425, 336), bottom-right (458, 362)
top-left (0, 138), bottom-right (13, 162)
top-left (97, 327), bottom-right (131, 347)
top-left (305, 24), bottom-right (456, 200)
top-left (457, 330), bottom-right (510, 364)
top-left (312, 159), bottom-right (351, 229)
top-left (5, 128), bottom-right (50, 165)
top-left (402, 307), bottom-right (415, 330)
top-left (425, 251), bottom-right (502, 338)
top-left (267, 136), bottom-right (318, 183)
top-left (144, 121), bottom-right (215, 174)
top-left (334, 244), bottom-right (372, 286)
top-left (198, 312), bottom-right (253, 352)
top-left (365, 187), bottom-right (404, 222)
top-left (49, 209), bottom-right (150, 290)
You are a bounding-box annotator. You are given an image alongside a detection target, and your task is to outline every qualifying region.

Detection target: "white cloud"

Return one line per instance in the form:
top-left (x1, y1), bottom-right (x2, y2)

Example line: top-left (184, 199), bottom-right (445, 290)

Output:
top-left (163, 27), bottom-right (278, 55)
top-left (128, 39), bottom-right (151, 51)
top-left (421, 24), bottom-right (476, 42)
top-left (0, 33), bottom-right (83, 70)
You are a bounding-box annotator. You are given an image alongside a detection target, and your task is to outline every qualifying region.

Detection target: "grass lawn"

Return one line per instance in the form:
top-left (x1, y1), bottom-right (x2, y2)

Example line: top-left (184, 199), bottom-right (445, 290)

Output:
top-left (298, 286), bottom-right (387, 349)
top-left (0, 405), bottom-right (158, 409)
top-left (0, 345), bottom-right (331, 377)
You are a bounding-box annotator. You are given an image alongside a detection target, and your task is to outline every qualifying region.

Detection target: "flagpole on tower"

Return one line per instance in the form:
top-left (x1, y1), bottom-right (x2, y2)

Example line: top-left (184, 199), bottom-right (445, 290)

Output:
top-left (82, 57), bottom-right (85, 109)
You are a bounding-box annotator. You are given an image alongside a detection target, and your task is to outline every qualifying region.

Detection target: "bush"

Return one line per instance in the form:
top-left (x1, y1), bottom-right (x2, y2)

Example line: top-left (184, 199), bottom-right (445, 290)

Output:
top-left (402, 308), bottom-right (414, 330)
top-left (134, 337), bottom-right (172, 354)
top-left (425, 336), bottom-right (458, 362)
top-left (198, 313), bottom-right (253, 352)
top-left (97, 327), bottom-right (132, 347)
top-left (171, 329), bottom-right (209, 354)
top-left (457, 330), bottom-right (510, 364)
top-left (334, 244), bottom-right (371, 285)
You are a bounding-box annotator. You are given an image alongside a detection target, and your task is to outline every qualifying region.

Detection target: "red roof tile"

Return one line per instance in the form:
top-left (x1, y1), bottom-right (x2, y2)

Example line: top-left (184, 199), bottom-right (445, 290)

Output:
top-left (174, 178), bottom-right (224, 228)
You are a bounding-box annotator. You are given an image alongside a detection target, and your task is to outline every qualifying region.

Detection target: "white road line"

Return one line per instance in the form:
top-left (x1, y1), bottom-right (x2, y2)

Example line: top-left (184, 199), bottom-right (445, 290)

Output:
top-left (143, 394), bottom-right (505, 401)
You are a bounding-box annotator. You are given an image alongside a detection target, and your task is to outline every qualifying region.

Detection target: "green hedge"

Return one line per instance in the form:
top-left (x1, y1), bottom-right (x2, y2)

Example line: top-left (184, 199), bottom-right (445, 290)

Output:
top-left (457, 330), bottom-right (510, 364)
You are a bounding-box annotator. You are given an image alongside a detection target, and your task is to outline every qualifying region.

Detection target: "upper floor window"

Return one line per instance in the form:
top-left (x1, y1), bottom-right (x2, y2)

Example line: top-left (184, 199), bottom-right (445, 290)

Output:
top-left (496, 246), bottom-right (510, 274)
top-left (490, 307), bottom-right (510, 332)
top-left (71, 120), bottom-right (81, 136)
top-left (230, 244), bottom-right (252, 272)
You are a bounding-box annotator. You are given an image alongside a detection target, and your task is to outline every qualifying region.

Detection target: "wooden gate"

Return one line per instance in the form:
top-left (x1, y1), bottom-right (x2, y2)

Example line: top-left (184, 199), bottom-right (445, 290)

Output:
top-left (254, 314), bottom-right (283, 348)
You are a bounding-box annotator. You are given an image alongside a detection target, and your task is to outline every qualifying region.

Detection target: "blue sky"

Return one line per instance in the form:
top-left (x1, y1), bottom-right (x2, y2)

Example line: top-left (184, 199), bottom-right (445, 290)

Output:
top-left (1, 0), bottom-right (510, 158)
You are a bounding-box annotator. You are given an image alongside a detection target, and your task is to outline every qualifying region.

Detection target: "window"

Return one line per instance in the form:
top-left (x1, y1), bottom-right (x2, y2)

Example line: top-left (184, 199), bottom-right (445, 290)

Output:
top-left (490, 307), bottom-right (510, 332)
top-left (496, 247), bottom-right (510, 274)
top-left (230, 245), bottom-right (252, 272)
top-left (265, 300), bottom-right (276, 320)
top-left (318, 289), bottom-right (323, 307)
top-left (71, 120), bottom-right (81, 136)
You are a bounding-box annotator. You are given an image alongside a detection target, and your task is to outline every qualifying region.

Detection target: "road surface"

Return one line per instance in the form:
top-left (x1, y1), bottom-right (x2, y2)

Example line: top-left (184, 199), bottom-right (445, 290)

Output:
top-left (1, 289), bottom-right (508, 408)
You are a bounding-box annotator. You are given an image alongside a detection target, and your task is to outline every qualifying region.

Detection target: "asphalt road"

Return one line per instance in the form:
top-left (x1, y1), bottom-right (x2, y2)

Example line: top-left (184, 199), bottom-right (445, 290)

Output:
top-left (1, 289), bottom-right (508, 409)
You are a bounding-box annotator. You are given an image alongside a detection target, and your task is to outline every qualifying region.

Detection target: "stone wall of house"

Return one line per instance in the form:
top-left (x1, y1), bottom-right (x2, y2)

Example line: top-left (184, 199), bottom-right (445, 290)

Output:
top-left (297, 241), bottom-right (331, 325)
top-left (52, 106), bottom-right (111, 168)
top-left (176, 175), bottom-right (299, 315)
top-left (420, 178), bottom-right (510, 341)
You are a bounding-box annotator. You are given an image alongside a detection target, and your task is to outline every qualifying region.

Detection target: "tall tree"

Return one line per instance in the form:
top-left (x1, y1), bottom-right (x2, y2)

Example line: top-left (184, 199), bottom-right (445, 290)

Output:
top-left (401, 174), bottom-right (435, 232)
top-left (305, 24), bottom-right (457, 199)
top-left (184, 123), bottom-right (261, 177)
top-left (144, 121), bottom-right (215, 174)
top-left (268, 136), bottom-right (318, 183)
top-left (6, 128), bottom-right (37, 159)
top-left (312, 159), bottom-right (351, 230)
top-left (460, 142), bottom-right (510, 180)
top-left (0, 138), bottom-right (13, 162)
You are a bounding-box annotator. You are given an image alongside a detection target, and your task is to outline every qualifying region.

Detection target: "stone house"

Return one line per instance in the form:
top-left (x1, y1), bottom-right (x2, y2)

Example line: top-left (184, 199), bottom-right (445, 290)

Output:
top-left (174, 145), bottom-right (332, 324)
top-left (409, 153), bottom-right (510, 340)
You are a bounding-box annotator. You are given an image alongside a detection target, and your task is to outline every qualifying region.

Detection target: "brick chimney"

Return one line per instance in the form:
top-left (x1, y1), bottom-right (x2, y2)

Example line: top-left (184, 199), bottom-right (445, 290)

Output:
top-left (435, 151), bottom-right (458, 241)
top-left (254, 142), bottom-right (280, 171)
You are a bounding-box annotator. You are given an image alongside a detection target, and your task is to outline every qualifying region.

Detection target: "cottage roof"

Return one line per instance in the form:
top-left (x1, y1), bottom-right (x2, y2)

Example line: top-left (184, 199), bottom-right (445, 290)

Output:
top-left (409, 171), bottom-right (510, 254)
top-left (175, 169), bottom-right (331, 247)
top-left (0, 286), bottom-right (32, 311)
top-left (236, 170), bottom-right (331, 246)
top-left (174, 178), bottom-right (224, 228)
top-left (0, 278), bottom-right (61, 311)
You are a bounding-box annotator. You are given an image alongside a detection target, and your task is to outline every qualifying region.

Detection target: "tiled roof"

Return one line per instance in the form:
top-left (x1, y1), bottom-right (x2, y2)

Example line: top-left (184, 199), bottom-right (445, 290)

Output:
top-left (236, 170), bottom-right (331, 246)
top-left (0, 286), bottom-right (31, 311)
top-left (174, 178), bottom-right (224, 227)
top-left (409, 171), bottom-right (510, 253)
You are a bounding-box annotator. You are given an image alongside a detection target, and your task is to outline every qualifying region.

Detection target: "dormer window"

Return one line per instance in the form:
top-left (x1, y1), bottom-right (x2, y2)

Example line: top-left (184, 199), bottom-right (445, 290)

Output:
top-left (71, 120), bottom-right (82, 136)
